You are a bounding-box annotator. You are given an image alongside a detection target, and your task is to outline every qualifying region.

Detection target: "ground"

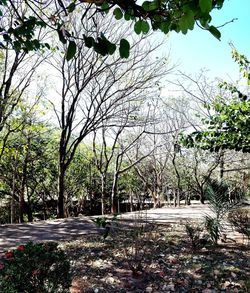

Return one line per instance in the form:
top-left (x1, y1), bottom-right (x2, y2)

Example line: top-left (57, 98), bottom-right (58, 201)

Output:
top-left (65, 220), bottom-right (249, 293)
top-left (1, 203), bottom-right (249, 292)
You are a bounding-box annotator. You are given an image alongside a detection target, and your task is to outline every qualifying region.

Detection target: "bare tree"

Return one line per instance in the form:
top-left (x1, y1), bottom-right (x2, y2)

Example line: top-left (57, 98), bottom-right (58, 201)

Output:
top-left (49, 12), bottom-right (171, 217)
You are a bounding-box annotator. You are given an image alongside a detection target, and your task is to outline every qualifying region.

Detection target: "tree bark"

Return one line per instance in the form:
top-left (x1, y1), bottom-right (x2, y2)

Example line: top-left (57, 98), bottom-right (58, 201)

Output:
top-left (57, 163), bottom-right (66, 218)
top-left (111, 171), bottom-right (119, 214)
top-left (100, 174), bottom-right (107, 215)
top-left (11, 163), bottom-right (16, 224)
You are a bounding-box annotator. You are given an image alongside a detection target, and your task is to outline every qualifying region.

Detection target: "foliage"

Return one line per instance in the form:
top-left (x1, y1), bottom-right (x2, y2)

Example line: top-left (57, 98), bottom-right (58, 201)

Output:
top-left (0, 241), bottom-right (71, 293)
top-left (184, 221), bottom-right (204, 250)
top-left (92, 214), bottom-right (118, 228)
top-left (0, 0), bottom-right (226, 59)
top-left (123, 223), bottom-right (148, 277)
top-left (204, 215), bottom-right (221, 245)
top-left (0, 109), bottom-right (59, 222)
top-left (228, 208), bottom-right (250, 242)
top-left (204, 179), bottom-right (239, 245)
top-left (181, 49), bottom-right (250, 152)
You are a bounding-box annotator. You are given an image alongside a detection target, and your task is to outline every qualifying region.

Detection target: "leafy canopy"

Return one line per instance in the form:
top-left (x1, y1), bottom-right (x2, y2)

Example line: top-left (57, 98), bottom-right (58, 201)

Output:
top-left (181, 49), bottom-right (250, 153)
top-left (0, 0), bottom-right (225, 60)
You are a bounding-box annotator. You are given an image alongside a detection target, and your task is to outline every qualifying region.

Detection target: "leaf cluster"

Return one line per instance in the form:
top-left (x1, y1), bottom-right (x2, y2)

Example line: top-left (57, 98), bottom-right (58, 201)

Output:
top-left (180, 50), bottom-right (250, 153)
top-left (0, 0), bottom-right (225, 60)
top-left (0, 241), bottom-right (71, 293)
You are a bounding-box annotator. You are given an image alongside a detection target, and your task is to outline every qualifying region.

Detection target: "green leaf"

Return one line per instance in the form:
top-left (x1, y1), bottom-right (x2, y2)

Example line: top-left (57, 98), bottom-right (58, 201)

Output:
top-left (134, 20), bottom-right (150, 34)
top-left (67, 2), bottom-right (76, 13)
top-left (84, 36), bottom-right (94, 48)
top-left (107, 42), bottom-right (116, 55)
top-left (134, 20), bottom-right (142, 34)
top-left (179, 10), bottom-right (195, 33)
top-left (141, 20), bottom-right (150, 34)
top-left (209, 25), bottom-right (221, 40)
top-left (142, 1), bottom-right (158, 11)
top-left (159, 21), bottom-right (170, 34)
top-left (66, 40), bottom-right (76, 61)
top-left (101, 2), bottom-right (109, 14)
top-left (113, 8), bottom-right (123, 20)
top-left (124, 12), bottom-right (131, 21)
top-left (199, 0), bottom-right (212, 13)
top-left (119, 38), bottom-right (130, 58)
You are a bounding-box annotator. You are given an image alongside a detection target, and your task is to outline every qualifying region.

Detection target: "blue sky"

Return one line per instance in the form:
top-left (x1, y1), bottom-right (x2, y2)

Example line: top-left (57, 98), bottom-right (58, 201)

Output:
top-left (166, 0), bottom-right (250, 81)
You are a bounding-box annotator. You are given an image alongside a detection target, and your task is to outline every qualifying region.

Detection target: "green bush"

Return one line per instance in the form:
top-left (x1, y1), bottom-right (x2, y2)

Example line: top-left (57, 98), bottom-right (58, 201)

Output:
top-left (0, 241), bottom-right (71, 293)
top-left (184, 221), bottom-right (204, 250)
top-left (228, 208), bottom-right (250, 241)
top-left (204, 179), bottom-right (241, 245)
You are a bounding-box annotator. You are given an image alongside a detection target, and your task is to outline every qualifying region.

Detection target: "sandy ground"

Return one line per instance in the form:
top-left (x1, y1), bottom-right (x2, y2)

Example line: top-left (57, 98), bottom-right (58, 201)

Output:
top-left (0, 203), bottom-right (246, 252)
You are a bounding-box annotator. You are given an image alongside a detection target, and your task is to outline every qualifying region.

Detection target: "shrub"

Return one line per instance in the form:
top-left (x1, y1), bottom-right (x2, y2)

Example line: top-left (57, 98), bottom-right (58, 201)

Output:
top-left (228, 208), bottom-right (250, 242)
top-left (0, 241), bottom-right (71, 293)
top-left (92, 214), bottom-right (118, 228)
top-left (204, 179), bottom-right (241, 245)
top-left (184, 221), bottom-right (204, 250)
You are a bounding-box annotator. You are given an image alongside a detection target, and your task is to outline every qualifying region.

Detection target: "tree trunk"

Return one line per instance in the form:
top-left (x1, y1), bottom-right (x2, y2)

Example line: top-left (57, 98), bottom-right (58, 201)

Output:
top-left (42, 192), bottom-right (47, 220)
top-left (185, 192), bottom-right (191, 205)
top-left (100, 174), bottom-right (106, 215)
top-left (26, 203), bottom-right (33, 222)
top-left (219, 151), bottom-right (224, 181)
top-left (151, 190), bottom-right (159, 208)
top-left (200, 191), bottom-right (205, 204)
top-left (19, 148), bottom-right (29, 223)
top-left (11, 165), bottom-right (16, 224)
top-left (111, 172), bottom-right (119, 214)
top-left (173, 189), bottom-right (177, 207)
top-left (130, 192), bottom-right (133, 212)
top-left (57, 164), bottom-right (66, 218)
top-left (177, 189), bottom-right (180, 207)
top-left (117, 195), bottom-right (120, 214)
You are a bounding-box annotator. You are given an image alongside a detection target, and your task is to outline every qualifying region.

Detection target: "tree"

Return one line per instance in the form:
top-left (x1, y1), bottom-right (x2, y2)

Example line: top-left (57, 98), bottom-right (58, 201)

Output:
top-left (50, 13), bottom-right (169, 217)
top-left (181, 49), bottom-right (250, 152)
top-left (0, 99), bottom-right (58, 223)
top-left (0, 1), bottom-right (226, 59)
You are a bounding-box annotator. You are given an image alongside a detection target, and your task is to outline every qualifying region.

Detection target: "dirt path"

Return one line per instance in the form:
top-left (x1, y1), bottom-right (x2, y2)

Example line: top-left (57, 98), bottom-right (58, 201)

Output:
top-left (118, 203), bottom-right (212, 223)
top-left (0, 217), bottom-right (100, 252)
top-left (0, 203), bottom-right (246, 252)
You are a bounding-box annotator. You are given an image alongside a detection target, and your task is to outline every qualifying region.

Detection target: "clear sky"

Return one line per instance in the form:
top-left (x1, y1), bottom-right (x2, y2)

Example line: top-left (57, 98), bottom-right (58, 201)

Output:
top-left (165, 0), bottom-right (250, 81)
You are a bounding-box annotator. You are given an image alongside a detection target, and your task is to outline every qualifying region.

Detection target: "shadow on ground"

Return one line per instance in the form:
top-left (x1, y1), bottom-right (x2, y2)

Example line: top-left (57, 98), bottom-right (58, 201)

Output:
top-left (0, 217), bottom-right (100, 252)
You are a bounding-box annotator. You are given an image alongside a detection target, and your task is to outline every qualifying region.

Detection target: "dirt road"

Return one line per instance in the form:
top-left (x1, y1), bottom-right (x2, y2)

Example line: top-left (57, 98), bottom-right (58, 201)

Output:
top-left (0, 203), bottom-right (245, 252)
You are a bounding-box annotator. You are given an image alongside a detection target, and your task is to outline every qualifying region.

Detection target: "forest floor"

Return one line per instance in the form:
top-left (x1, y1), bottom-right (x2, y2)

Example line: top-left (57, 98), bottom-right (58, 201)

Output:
top-left (66, 219), bottom-right (249, 293)
top-left (1, 203), bottom-right (249, 292)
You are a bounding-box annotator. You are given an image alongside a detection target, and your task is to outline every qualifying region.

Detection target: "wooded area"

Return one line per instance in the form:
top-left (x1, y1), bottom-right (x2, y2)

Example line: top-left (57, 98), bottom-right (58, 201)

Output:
top-left (0, 1), bottom-right (249, 293)
top-left (0, 0), bottom-right (249, 223)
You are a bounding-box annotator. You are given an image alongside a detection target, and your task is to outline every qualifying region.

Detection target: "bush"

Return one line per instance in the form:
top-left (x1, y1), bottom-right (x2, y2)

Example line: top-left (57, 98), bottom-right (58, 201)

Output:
top-left (228, 208), bottom-right (250, 241)
top-left (0, 241), bottom-right (71, 293)
top-left (184, 221), bottom-right (204, 250)
top-left (204, 179), bottom-right (241, 245)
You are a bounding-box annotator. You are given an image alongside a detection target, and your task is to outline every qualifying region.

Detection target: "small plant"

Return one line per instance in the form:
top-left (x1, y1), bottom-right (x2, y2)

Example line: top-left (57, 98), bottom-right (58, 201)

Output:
top-left (0, 241), bottom-right (71, 293)
top-left (92, 214), bottom-right (118, 228)
top-left (204, 179), bottom-right (241, 245)
top-left (123, 225), bottom-right (147, 277)
top-left (228, 208), bottom-right (250, 243)
top-left (204, 215), bottom-right (222, 245)
top-left (92, 216), bottom-right (110, 228)
top-left (122, 211), bottom-right (155, 277)
top-left (185, 221), bottom-right (204, 250)
top-left (92, 214), bottom-right (119, 239)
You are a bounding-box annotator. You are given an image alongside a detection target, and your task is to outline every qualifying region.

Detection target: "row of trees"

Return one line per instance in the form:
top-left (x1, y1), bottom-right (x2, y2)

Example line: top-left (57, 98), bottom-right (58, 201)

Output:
top-left (1, 78), bottom-right (249, 223)
top-left (0, 1), bottom-right (249, 224)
